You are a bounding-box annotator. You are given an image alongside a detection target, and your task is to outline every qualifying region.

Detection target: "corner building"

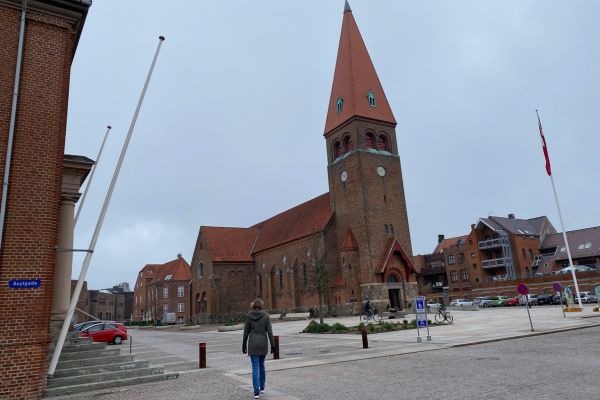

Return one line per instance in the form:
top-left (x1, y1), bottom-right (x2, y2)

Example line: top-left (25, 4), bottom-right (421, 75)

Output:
top-left (190, 3), bottom-right (417, 322)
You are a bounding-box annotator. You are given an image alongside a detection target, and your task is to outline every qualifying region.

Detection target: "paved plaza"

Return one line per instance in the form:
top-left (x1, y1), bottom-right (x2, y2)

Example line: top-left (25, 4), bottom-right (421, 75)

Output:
top-left (51, 306), bottom-right (600, 399)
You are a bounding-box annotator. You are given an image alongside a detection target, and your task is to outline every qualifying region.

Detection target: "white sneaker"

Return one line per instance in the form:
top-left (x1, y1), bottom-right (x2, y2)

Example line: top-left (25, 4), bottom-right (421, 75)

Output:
top-left (254, 395), bottom-right (259, 399)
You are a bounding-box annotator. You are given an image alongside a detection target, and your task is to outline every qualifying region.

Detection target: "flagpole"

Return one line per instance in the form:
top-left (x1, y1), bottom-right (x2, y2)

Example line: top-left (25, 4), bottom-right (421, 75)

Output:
top-left (536, 110), bottom-right (583, 309)
top-left (74, 125), bottom-right (112, 228)
top-left (48, 36), bottom-right (165, 376)
top-left (548, 174), bottom-right (583, 309)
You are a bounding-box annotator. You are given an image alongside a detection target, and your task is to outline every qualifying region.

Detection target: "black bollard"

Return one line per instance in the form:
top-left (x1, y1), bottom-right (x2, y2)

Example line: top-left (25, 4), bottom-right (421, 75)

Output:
top-left (274, 335), bottom-right (280, 359)
top-left (361, 327), bottom-right (368, 349)
top-left (199, 342), bottom-right (206, 368)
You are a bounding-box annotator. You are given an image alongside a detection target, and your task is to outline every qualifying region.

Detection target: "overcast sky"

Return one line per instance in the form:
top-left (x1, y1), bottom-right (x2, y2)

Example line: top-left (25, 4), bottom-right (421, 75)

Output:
top-left (66, 0), bottom-right (600, 290)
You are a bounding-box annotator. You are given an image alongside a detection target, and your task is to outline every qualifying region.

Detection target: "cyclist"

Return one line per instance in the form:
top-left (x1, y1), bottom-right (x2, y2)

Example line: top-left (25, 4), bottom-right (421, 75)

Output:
top-left (363, 300), bottom-right (373, 318)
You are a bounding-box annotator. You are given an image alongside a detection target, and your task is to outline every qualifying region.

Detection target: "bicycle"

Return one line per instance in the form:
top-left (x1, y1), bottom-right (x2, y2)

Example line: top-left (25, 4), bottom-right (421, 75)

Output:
top-left (434, 305), bottom-right (453, 324)
top-left (360, 308), bottom-right (382, 323)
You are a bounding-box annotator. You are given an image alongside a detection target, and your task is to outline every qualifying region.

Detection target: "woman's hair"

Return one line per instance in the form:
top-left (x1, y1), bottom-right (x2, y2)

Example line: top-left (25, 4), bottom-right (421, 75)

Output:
top-left (251, 298), bottom-right (264, 310)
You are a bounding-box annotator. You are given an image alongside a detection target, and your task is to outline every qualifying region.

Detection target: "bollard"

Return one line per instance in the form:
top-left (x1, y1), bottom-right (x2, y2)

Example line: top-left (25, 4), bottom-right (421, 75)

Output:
top-left (199, 342), bottom-right (206, 369)
top-left (273, 335), bottom-right (280, 360)
top-left (361, 327), bottom-right (368, 349)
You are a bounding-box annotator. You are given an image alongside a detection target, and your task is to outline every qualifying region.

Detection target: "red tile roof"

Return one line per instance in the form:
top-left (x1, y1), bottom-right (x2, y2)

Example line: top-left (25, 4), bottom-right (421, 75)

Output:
top-left (433, 235), bottom-right (469, 253)
top-left (251, 193), bottom-right (333, 253)
top-left (149, 257), bottom-right (191, 284)
top-left (201, 226), bottom-right (258, 263)
top-left (324, 7), bottom-right (396, 135)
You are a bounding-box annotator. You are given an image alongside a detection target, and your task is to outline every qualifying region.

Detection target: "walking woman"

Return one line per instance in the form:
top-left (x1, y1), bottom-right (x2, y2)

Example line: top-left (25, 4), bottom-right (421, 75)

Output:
top-left (242, 298), bottom-right (276, 399)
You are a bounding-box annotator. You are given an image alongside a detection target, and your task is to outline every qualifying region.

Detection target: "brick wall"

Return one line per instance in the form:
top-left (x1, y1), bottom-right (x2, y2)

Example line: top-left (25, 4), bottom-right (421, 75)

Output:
top-left (0, 3), bottom-right (85, 398)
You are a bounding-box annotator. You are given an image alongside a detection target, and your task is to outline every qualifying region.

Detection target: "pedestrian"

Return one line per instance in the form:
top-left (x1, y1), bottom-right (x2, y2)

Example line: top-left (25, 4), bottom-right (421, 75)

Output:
top-left (242, 298), bottom-right (276, 399)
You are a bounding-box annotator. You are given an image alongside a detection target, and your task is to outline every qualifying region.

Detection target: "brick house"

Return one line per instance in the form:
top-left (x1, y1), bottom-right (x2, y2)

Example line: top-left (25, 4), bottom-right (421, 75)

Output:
top-left (189, 4), bottom-right (418, 322)
top-left (537, 226), bottom-right (600, 272)
top-left (0, 1), bottom-right (90, 398)
top-left (133, 256), bottom-right (191, 324)
top-left (88, 290), bottom-right (125, 322)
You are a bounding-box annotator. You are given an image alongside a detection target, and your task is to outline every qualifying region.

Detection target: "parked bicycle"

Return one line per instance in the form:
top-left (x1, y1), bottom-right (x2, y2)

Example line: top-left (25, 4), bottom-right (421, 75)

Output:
top-left (434, 304), bottom-right (453, 324)
top-left (360, 308), bottom-right (382, 323)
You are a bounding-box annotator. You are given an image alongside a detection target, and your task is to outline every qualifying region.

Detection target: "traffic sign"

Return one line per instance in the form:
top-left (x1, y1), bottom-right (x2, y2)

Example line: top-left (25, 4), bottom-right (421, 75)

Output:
top-left (552, 283), bottom-right (562, 292)
top-left (595, 285), bottom-right (600, 299)
top-left (517, 283), bottom-right (529, 295)
top-left (415, 297), bottom-right (426, 314)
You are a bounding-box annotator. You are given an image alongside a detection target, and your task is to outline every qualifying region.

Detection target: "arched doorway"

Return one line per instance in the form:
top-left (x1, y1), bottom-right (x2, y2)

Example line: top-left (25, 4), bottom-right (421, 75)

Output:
top-left (386, 274), bottom-right (401, 309)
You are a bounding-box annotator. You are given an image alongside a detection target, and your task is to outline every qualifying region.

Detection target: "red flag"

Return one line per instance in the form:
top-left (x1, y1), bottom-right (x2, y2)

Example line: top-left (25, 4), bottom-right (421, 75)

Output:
top-left (536, 111), bottom-right (552, 176)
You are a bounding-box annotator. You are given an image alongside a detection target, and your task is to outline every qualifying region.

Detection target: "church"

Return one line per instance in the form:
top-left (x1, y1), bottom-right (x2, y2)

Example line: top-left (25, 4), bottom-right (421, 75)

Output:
top-left (190, 2), bottom-right (417, 322)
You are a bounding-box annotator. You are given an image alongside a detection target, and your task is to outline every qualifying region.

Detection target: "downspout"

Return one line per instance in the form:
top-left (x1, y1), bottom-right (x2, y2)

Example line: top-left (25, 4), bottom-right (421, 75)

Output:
top-left (0, 0), bottom-right (28, 254)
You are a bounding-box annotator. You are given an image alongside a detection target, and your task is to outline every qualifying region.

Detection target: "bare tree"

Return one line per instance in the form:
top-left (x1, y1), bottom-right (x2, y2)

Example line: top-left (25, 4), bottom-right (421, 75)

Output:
top-left (310, 239), bottom-right (330, 324)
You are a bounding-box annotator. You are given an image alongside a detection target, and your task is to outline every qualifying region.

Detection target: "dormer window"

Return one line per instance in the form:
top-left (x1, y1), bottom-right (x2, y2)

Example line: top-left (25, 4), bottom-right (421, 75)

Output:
top-left (367, 90), bottom-right (376, 107)
top-left (336, 96), bottom-right (344, 113)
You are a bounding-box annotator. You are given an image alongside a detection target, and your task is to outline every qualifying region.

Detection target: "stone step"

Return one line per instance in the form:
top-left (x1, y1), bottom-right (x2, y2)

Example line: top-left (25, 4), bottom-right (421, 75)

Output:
top-left (51, 342), bottom-right (107, 355)
top-left (57, 348), bottom-right (120, 361)
top-left (47, 366), bottom-right (165, 388)
top-left (57, 354), bottom-right (134, 370)
top-left (53, 360), bottom-right (151, 378)
top-left (44, 372), bottom-right (179, 397)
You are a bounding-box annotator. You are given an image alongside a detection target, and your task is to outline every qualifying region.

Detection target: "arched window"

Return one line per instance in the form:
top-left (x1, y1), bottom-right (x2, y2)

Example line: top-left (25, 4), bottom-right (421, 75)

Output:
top-left (377, 134), bottom-right (390, 151)
top-left (367, 90), bottom-right (377, 107)
top-left (333, 141), bottom-right (342, 159)
top-left (302, 263), bottom-right (308, 288)
top-left (343, 135), bottom-right (353, 152)
top-left (365, 132), bottom-right (376, 149)
top-left (258, 274), bottom-right (263, 296)
top-left (278, 269), bottom-right (284, 290)
top-left (386, 274), bottom-right (399, 283)
top-left (336, 96), bottom-right (344, 113)
top-left (198, 262), bottom-right (204, 278)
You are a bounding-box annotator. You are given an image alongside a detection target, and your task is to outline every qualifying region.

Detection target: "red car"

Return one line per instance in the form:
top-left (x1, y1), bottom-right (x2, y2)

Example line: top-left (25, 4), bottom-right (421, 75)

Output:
top-left (504, 297), bottom-right (520, 306)
top-left (80, 322), bottom-right (128, 344)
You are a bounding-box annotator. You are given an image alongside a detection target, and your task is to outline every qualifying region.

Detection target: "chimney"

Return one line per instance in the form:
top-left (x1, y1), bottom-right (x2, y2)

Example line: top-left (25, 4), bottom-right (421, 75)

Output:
top-left (177, 252), bottom-right (182, 259)
top-left (471, 224), bottom-right (475, 230)
top-left (437, 234), bottom-right (445, 244)
top-left (508, 213), bottom-right (515, 219)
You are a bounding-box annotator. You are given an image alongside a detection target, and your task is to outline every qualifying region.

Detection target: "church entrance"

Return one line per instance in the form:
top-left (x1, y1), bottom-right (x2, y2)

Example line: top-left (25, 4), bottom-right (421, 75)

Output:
top-left (386, 275), bottom-right (401, 309)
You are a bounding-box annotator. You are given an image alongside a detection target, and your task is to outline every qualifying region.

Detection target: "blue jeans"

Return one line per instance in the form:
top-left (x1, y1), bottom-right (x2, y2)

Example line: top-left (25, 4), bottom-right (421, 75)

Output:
top-left (250, 355), bottom-right (266, 395)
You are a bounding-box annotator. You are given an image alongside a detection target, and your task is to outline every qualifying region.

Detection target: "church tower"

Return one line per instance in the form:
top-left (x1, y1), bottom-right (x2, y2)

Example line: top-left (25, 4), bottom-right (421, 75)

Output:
top-left (326, 2), bottom-right (416, 307)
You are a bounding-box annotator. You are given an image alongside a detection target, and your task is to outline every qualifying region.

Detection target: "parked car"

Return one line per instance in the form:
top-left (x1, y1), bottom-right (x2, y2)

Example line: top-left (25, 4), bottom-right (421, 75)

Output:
top-left (73, 320), bottom-right (116, 331)
top-left (450, 299), bottom-right (473, 306)
top-left (552, 294), bottom-right (564, 305)
top-left (473, 296), bottom-right (496, 308)
top-left (80, 322), bottom-right (128, 344)
top-left (537, 294), bottom-right (555, 305)
top-left (495, 296), bottom-right (510, 306)
top-left (519, 295), bottom-right (539, 306)
top-left (427, 301), bottom-right (441, 310)
top-left (576, 292), bottom-right (598, 304)
top-left (504, 297), bottom-right (520, 306)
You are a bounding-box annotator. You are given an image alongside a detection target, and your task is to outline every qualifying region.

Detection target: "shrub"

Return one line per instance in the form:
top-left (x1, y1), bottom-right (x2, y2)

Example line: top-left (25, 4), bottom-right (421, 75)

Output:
top-left (402, 319), bottom-right (409, 328)
top-left (331, 322), bottom-right (349, 332)
top-left (303, 321), bottom-right (332, 333)
top-left (367, 323), bottom-right (376, 333)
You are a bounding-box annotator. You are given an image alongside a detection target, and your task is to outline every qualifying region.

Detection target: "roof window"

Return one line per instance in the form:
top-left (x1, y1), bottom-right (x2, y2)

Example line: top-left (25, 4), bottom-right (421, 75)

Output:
top-left (336, 96), bottom-right (344, 113)
top-left (367, 90), bottom-right (376, 107)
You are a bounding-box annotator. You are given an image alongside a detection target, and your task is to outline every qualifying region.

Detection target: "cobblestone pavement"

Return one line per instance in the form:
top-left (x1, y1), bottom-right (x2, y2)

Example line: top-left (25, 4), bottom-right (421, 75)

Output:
top-left (52, 326), bottom-right (600, 399)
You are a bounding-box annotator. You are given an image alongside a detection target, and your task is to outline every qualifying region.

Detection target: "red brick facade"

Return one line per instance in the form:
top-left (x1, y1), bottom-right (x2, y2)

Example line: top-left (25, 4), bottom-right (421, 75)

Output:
top-left (0, 1), bottom-right (88, 398)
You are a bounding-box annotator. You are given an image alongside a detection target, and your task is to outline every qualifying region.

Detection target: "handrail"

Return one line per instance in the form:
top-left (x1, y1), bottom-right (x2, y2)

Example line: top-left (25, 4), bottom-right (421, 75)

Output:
top-left (75, 307), bottom-right (132, 354)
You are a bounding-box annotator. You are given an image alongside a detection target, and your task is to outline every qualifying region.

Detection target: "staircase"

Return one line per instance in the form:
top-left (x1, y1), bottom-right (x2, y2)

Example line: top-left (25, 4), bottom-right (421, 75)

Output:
top-left (46, 332), bottom-right (178, 397)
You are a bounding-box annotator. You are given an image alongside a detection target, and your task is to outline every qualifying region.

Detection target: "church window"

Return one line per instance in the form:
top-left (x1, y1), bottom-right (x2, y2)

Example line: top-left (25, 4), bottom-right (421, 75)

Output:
top-left (389, 224), bottom-right (394, 235)
top-left (278, 269), bottom-right (284, 290)
top-left (367, 90), bottom-right (376, 107)
top-left (302, 264), bottom-right (308, 288)
top-left (258, 274), bottom-right (263, 296)
top-left (365, 132), bottom-right (376, 149)
top-left (333, 141), bottom-right (342, 159)
top-left (377, 134), bottom-right (390, 151)
top-left (336, 96), bottom-right (344, 113)
top-left (343, 135), bottom-right (353, 152)
top-left (384, 224), bottom-right (389, 235)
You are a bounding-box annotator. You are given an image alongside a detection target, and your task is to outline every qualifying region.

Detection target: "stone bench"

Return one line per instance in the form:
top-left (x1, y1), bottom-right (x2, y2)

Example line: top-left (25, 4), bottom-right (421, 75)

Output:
top-left (281, 312), bottom-right (310, 321)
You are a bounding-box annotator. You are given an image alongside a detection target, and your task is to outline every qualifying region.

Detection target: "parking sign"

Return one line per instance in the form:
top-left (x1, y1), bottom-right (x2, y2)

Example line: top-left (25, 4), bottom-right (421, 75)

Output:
top-left (415, 297), bottom-right (426, 313)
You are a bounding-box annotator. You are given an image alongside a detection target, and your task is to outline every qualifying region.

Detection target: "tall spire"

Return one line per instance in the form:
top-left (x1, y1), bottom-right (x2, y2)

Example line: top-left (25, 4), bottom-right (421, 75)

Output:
top-left (324, 4), bottom-right (396, 135)
top-left (344, 0), bottom-right (352, 13)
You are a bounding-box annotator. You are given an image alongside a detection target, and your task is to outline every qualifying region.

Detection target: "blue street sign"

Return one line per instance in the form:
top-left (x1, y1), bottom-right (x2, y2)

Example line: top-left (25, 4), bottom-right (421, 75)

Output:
top-left (417, 319), bottom-right (427, 328)
top-left (8, 279), bottom-right (41, 289)
top-left (415, 297), bottom-right (426, 313)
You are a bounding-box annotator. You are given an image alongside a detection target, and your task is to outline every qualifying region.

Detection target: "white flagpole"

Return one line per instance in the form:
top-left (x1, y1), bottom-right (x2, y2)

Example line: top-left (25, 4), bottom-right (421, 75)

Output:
top-left (74, 125), bottom-right (112, 228)
top-left (548, 174), bottom-right (583, 309)
top-left (49, 36), bottom-right (165, 376)
top-left (536, 110), bottom-right (583, 309)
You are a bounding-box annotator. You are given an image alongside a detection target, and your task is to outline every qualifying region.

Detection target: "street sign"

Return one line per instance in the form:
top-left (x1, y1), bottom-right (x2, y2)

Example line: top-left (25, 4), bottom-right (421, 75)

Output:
top-left (415, 297), bottom-right (426, 313)
top-left (517, 283), bottom-right (529, 295)
top-left (595, 285), bottom-right (600, 299)
top-left (552, 283), bottom-right (562, 292)
top-left (8, 279), bottom-right (41, 289)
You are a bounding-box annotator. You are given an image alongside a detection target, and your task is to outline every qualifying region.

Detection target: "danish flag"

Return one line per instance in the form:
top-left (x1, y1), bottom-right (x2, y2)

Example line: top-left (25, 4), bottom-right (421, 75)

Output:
top-left (536, 110), bottom-right (552, 176)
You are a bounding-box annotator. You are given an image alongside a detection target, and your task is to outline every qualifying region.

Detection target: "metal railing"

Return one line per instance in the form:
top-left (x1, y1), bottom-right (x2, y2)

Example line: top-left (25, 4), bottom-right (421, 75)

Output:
top-left (481, 257), bottom-right (510, 269)
top-left (478, 238), bottom-right (503, 249)
top-left (75, 307), bottom-right (133, 354)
